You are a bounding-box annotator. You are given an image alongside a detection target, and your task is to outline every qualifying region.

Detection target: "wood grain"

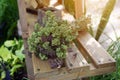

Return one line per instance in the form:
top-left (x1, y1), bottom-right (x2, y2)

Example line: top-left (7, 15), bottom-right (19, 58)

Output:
top-left (18, 0), bottom-right (116, 79)
top-left (66, 43), bottom-right (89, 72)
top-left (76, 31), bottom-right (116, 68)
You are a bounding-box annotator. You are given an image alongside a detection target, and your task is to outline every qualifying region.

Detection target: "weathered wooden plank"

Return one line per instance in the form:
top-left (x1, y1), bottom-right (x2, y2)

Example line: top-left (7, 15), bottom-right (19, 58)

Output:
top-left (35, 63), bottom-right (115, 80)
top-left (76, 31), bottom-right (116, 68)
top-left (32, 54), bottom-right (60, 78)
top-left (17, 0), bottom-right (28, 34)
top-left (17, 0), bottom-right (35, 80)
top-left (74, 0), bottom-right (83, 19)
top-left (66, 43), bottom-right (89, 72)
top-left (32, 43), bottom-right (89, 78)
top-left (17, 21), bottom-right (35, 79)
top-left (25, 12), bottom-right (37, 36)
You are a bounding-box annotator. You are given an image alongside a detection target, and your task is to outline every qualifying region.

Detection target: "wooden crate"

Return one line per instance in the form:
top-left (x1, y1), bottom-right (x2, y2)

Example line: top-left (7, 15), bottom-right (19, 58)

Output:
top-left (17, 0), bottom-right (116, 80)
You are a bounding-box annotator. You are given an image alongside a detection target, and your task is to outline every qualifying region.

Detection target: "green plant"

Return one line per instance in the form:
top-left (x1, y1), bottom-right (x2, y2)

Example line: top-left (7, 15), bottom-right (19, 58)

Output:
top-left (95, 0), bottom-right (116, 40)
top-left (0, 57), bottom-right (10, 80)
top-left (107, 38), bottom-right (120, 79)
top-left (28, 11), bottom-right (79, 68)
top-left (28, 10), bottom-right (91, 68)
top-left (0, 0), bottom-right (19, 45)
top-left (28, 11), bottom-right (77, 59)
top-left (0, 39), bottom-right (26, 80)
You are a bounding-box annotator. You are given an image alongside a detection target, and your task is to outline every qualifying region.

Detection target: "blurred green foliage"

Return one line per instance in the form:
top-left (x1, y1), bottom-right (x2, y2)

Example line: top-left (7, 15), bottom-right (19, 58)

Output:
top-left (0, 39), bottom-right (26, 80)
top-left (0, 0), bottom-right (19, 45)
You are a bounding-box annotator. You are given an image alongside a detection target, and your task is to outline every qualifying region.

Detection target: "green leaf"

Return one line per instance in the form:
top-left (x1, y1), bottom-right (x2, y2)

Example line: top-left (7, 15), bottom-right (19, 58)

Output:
top-left (39, 54), bottom-right (48, 60)
top-left (42, 42), bottom-right (49, 49)
top-left (10, 64), bottom-right (22, 75)
top-left (61, 45), bottom-right (67, 50)
top-left (1, 71), bottom-right (6, 79)
top-left (15, 45), bottom-right (25, 61)
top-left (4, 40), bottom-right (16, 47)
top-left (11, 56), bottom-right (19, 66)
top-left (0, 46), bottom-right (19, 66)
top-left (0, 46), bottom-right (12, 61)
top-left (52, 38), bottom-right (60, 46)
top-left (22, 77), bottom-right (30, 80)
top-left (56, 52), bottom-right (64, 59)
top-left (56, 48), bottom-right (61, 52)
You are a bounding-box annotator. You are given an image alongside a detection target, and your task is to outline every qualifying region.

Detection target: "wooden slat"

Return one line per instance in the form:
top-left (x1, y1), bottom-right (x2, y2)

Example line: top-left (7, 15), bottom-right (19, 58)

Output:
top-left (32, 43), bottom-right (89, 78)
top-left (35, 63), bottom-right (116, 80)
top-left (32, 54), bottom-right (60, 78)
top-left (27, 13), bottom-right (37, 34)
top-left (78, 63), bottom-right (116, 78)
top-left (17, 0), bottom-right (35, 80)
top-left (17, 21), bottom-right (35, 79)
top-left (76, 31), bottom-right (116, 68)
top-left (66, 43), bottom-right (89, 72)
top-left (74, 0), bottom-right (83, 19)
top-left (17, 0), bottom-right (28, 33)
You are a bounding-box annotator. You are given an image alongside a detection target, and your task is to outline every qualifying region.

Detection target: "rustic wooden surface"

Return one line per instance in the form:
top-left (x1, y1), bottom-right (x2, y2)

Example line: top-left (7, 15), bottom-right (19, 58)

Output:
top-left (17, 0), bottom-right (116, 80)
top-left (76, 31), bottom-right (116, 68)
top-left (25, 12), bottom-right (116, 79)
top-left (66, 44), bottom-right (89, 72)
top-left (17, 0), bottom-right (35, 80)
top-left (31, 31), bottom-right (116, 80)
